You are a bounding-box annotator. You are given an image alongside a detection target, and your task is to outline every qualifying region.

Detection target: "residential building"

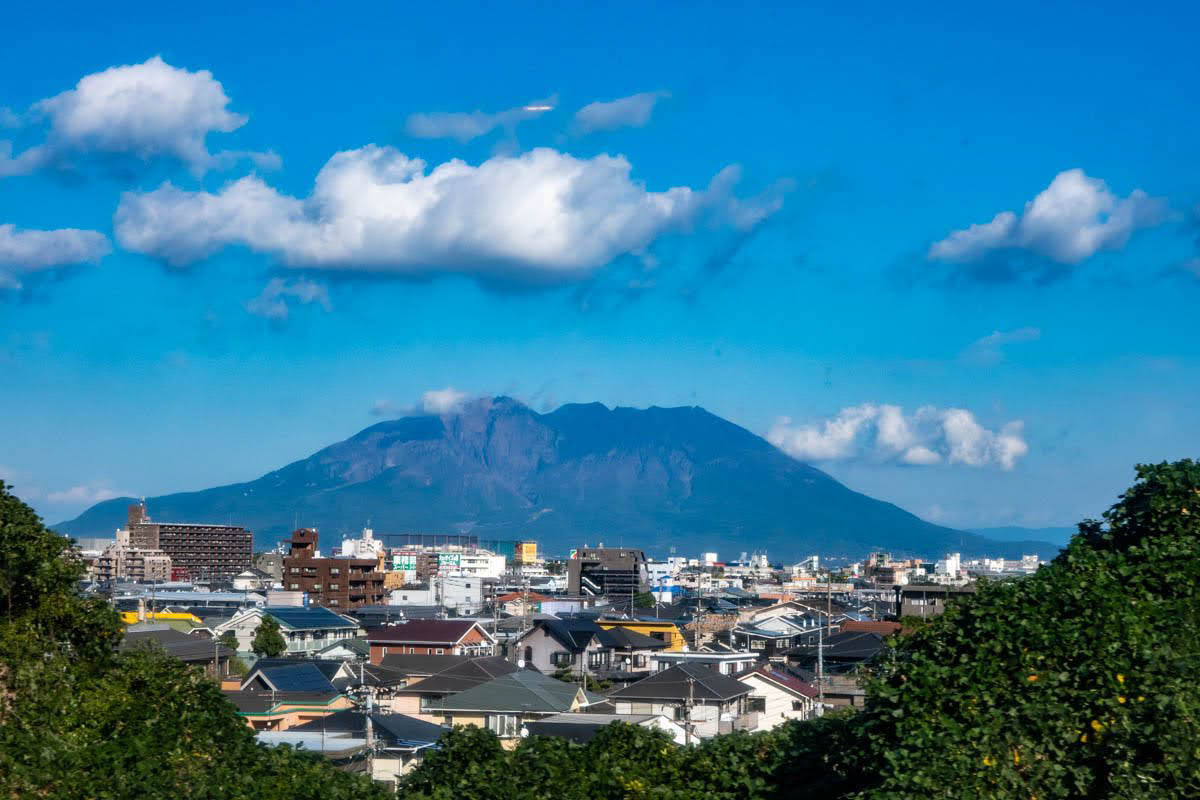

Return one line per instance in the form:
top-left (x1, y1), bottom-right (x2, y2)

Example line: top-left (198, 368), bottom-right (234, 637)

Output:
top-left (282, 528), bottom-right (386, 610)
top-left (650, 651), bottom-right (759, 677)
top-left (366, 619), bottom-right (495, 664)
top-left (526, 712), bottom-right (687, 745)
top-left (385, 656), bottom-right (519, 720)
top-left (513, 619), bottom-right (667, 680)
top-left (567, 547), bottom-right (649, 599)
top-left (215, 606), bottom-right (362, 656)
top-left (428, 669), bottom-right (606, 742)
top-left (513, 540), bottom-right (538, 565)
top-left (287, 710), bottom-right (447, 785)
top-left (125, 502), bottom-right (251, 580)
top-left (608, 663), bottom-right (755, 740)
top-left (96, 527), bottom-right (172, 583)
top-left (596, 618), bottom-right (688, 651)
top-left (897, 584), bottom-right (977, 618)
top-left (225, 691), bottom-right (352, 731)
top-left (119, 624), bottom-right (235, 677)
top-left (737, 665), bottom-right (818, 730)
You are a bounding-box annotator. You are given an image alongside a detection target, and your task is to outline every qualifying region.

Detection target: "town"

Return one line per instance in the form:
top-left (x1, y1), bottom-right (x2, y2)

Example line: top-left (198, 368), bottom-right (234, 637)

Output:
top-left (78, 501), bottom-right (1045, 789)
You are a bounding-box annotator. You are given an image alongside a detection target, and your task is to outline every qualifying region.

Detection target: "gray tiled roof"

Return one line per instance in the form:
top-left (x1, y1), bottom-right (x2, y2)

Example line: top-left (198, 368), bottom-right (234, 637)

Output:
top-left (434, 669), bottom-right (605, 714)
top-left (608, 663), bottom-right (751, 703)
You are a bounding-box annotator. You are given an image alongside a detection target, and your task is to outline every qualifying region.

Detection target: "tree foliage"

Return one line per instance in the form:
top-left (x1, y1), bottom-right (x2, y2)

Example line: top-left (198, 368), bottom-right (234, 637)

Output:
top-left (251, 615), bottom-right (287, 657)
top-left (0, 481), bottom-right (389, 800)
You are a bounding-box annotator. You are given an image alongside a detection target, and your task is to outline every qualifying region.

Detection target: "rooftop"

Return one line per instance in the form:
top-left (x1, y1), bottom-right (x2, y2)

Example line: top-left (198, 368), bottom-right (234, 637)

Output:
top-left (608, 663), bottom-right (751, 703)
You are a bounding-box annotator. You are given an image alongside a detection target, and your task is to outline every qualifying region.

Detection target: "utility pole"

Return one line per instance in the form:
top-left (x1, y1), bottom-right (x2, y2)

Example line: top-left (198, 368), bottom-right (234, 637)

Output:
top-left (684, 675), bottom-right (695, 746)
top-left (816, 623), bottom-right (825, 713)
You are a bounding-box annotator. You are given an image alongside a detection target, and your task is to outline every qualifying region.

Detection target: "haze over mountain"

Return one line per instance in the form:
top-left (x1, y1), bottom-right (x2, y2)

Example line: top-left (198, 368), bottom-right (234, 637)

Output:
top-left (55, 397), bottom-right (1056, 560)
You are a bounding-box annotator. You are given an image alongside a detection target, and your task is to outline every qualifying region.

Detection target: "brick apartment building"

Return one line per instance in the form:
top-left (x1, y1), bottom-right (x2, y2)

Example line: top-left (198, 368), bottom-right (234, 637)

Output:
top-left (126, 503), bottom-right (251, 580)
top-left (282, 528), bottom-right (386, 610)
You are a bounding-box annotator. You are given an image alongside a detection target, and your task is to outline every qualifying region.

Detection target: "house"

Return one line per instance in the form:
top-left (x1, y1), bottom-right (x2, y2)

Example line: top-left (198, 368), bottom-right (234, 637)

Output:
top-left (896, 584), bottom-right (977, 618)
top-left (119, 624), bottom-right (236, 677)
top-left (427, 669), bottom-right (606, 743)
top-left (525, 712), bottom-right (687, 745)
top-left (366, 619), bottom-right (495, 663)
top-left (281, 528), bottom-right (387, 610)
top-left (214, 606), bottom-right (362, 656)
top-left (494, 590), bottom-right (553, 616)
top-left (287, 709), bottom-right (448, 785)
top-left (597, 618), bottom-right (688, 651)
top-left (224, 690), bottom-right (353, 730)
top-left (240, 659), bottom-right (347, 693)
top-left (651, 651), bottom-right (759, 677)
top-left (732, 612), bottom-right (829, 657)
top-left (513, 619), bottom-right (667, 680)
top-left (840, 619), bottom-right (902, 636)
top-left (386, 656), bottom-right (519, 720)
top-left (314, 636), bottom-right (372, 661)
top-left (608, 663), bottom-right (755, 741)
top-left (737, 665), bottom-right (818, 730)
top-left (786, 630), bottom-right (889, 708)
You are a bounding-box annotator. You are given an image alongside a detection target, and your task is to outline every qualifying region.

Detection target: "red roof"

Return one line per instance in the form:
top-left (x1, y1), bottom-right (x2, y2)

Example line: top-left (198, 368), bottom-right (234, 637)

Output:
top-left (365, 619), bottom-right (486, 645)
top-left (743, 665), bottom-right (819, 698)
top-left (841, 620), bottom-right (902, 636)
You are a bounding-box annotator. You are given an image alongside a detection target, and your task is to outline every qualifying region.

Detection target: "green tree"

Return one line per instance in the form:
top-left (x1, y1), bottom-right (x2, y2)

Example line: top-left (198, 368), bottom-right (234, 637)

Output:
top-left (218, 629), bottom-right (239, 651)
top-left (0, 482), bottom-right (389, 800)
top-left (633, 590), bottom-right (655, 609)
top-left (251, 615), bottom-right (287, 657)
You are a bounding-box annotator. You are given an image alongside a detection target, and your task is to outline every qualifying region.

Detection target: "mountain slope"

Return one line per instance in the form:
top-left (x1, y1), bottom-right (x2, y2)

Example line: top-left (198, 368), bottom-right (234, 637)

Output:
top-left (55, 397), bottom-right (1056, 560)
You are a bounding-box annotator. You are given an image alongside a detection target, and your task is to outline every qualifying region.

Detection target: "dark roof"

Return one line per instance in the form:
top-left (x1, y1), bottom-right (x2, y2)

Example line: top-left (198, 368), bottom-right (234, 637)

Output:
top-left (332, 663), bottom-right (413, 690)
top-left (223, 690), bottom-right (343, 713)
top-left (291, 709), bottom-right (447, 747)
top-left (608, 664), bottom-right (751, 703)
top-left (249, 658), bottom-right (346, 681)
top-left (399, 656), bottom-right (520, 695)
top-left (316, 637), bottom-right (371, 657)
top-left (264, 606), bottom-right (359, 631)
top-left (596, 627), bottom-right (670, 650)
top-left (379, 653), bottom-right (473, 675)
top-left (840, 620), bottom-right (902, 636)
top-left (435, 669), bottom-right (605, 713)
top-left (788, 631), bottom-right (887, 662)
top-left (525, 713), bottom-right (661, 744)
top-left (121, 627), bottom-right (234, 663)
top-left (245, 662), bottom-right (338, 692)
top-left (365, 619), bottom-right (483, 645)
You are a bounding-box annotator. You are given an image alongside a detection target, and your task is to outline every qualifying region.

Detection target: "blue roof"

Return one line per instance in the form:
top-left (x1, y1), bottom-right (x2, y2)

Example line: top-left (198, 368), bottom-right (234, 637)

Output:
top-left (256, 663), bottom-right (338, 692)
top-left (265, 606), bottom-right (359, 631)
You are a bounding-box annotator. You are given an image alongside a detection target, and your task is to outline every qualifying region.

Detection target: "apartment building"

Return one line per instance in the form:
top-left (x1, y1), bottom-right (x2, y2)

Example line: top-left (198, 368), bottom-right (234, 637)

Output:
top-left (283, 528), bottom-right (387, 610)
top-left (125, 502), bottom-right (251, 579)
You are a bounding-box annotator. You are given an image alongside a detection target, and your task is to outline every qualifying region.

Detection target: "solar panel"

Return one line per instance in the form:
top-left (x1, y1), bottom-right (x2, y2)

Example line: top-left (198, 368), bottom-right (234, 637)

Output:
top-left (265, 606), bottom-right (356, 630)
top-left (264, 663), bottom-right (337, 692)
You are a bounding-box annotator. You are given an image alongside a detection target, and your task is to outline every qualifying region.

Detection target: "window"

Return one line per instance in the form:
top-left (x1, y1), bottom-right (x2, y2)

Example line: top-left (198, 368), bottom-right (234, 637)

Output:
top-left (435, 648), bottom-right (445, 655)
top-left (330, 583), bottom-right (339, 590)
top-left (633, 654), bottom-right (647, 668)
top-left (291, 567), bottom-right (300, 573)
top-left (750, 639), bottom-right (766, 650)
top-left (791, 700), bottom-right (808, 711)
top-left (589, 652), bottom-right (605, 668)
top-left (290, 583), bottom-right (299, 590)
top-left (486, 714), bottom-right (520, 738)
top-left (748, 696), bottom-right (767, 713)
top-left (551, 651), bottom-right (573, 667)
top-left (330, 568), bottom-right (340, 575)
top-left (420, 696), bottom-right (433, 711)
top-left (329, 599), bottom-right (338, 606)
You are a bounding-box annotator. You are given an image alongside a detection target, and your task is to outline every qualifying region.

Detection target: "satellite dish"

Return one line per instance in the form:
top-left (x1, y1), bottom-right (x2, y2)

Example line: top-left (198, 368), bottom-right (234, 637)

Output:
top-left (520, 727), bottom-right (530, 738)
top-left (517, 659), bottom-right (526, 668)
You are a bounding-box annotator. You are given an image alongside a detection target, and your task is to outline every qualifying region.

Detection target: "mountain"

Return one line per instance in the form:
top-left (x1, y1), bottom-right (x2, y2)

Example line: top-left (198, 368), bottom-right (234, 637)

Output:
top-left (54, 397), bottom-right (1058, 560)
top-left (967, 526), bottom-right (1077, 548)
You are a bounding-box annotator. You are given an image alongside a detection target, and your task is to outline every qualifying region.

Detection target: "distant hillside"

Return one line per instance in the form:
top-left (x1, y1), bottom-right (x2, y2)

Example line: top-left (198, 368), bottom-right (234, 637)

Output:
top-left (968, 525), bottom-right (1077, 548)
top-left (55, 397), bottom-right (1057, 560)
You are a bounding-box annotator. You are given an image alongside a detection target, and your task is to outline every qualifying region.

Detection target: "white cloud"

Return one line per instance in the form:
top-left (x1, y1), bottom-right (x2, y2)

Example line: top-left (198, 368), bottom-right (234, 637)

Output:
top-left (46, 484), bottom-right (129, 505)
top-left (115, 145), bottom-right (785, 283)
top-left (405, 96), bottom-right (555, 143)
top-left (245, 277), bottom-right (331, 320)
top-left (0, 56), bottom-right (269, 176)
top-left (768, 403), bottom-right (1028, 470)
top-left (963, 326), bottom-right (1041, 365)
top-left (421, 387), bottom-right (468, 414)
top-left (0, 223), bottom-right (111, 289)
top-left (572, 91), bottom-right (669, 135)
top-left (929, 169), bottom-right (1165, 266)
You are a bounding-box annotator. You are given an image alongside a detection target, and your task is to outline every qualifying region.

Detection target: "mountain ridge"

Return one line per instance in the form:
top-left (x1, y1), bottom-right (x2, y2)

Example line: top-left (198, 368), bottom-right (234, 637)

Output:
top-left (54, 397), bottom-right (1058, 560)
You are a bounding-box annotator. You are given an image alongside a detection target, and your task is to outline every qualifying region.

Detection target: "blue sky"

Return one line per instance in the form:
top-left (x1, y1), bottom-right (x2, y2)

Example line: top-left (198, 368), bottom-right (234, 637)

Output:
top-left (2, 1), bottom-right (1198, 531)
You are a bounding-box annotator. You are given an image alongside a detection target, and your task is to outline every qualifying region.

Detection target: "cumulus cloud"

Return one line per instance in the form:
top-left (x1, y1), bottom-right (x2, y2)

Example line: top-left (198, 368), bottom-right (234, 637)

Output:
top-left (768, 403), bottom-right (1028, 470)
top-left (0, 56), bottom-right (271, 177)
top-left (963, 326), bottom-right (1041, 365)
top-left (115, 145), bottom-right (785, 284)
top-left (421, 387), bottom-right (468, 414)
top-left (245, 277), bottom-right (331, 320)
top-left (572, 91), bottom-right (669, 135)
top-left (405, 96), bottom-right (556, 143)
top-left (0, 223), bottom-right (111, 289)
top-left (928, 169), bottom-right (1166, 281)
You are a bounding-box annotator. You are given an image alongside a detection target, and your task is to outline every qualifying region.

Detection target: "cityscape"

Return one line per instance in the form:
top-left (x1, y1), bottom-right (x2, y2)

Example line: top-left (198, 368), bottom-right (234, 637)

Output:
top-left (2, 3), bottom-right (1198, 798)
